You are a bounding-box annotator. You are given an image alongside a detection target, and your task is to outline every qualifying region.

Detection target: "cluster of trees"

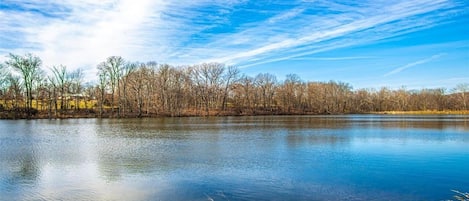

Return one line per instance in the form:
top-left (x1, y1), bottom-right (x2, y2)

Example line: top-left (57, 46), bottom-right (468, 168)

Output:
top-left (0, 53), bottom-right (468, 118)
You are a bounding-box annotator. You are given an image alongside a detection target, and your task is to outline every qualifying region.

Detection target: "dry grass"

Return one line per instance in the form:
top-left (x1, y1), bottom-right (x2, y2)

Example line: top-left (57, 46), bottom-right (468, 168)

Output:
top-left (0, 99), bottom-right (98, 110)
top-left (373, 110), bottom-right (469, 115)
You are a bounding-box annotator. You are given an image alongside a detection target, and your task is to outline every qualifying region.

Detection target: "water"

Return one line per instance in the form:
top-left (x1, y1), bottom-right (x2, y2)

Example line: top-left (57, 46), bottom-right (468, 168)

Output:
top-left (0, 115), bottom-right (468, 201)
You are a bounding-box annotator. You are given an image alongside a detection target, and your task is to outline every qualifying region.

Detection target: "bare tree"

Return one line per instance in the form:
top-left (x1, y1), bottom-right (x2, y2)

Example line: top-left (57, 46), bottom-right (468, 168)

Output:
top-left (191, 63), bottom-right (225, 115)
top-left (221, 65), bottom-right (239, 112)
top-left (255, 73), bottom-right (277, 111)
top-left (50, 65), bottom-right (69, 113)
top-left (0, 64), bottom-right (8, 109)
top-left (5, 53), bottom-right (42, 117)
top-left (167, 67), bottom-right (185, 116)
top-left (82, 83), bottom-right (96, 113)
top-left (7, 75), bottom-right (22, 109)
top-left (454, 83), bottom-right (468, 110)
top-left (281, 74), bottom-right (302, 113)
top-left (2, 53), bottom-right (468, 118)
top-left (69, 68), bottom-right (84, 111)
top-left (40, 78), bottom-right (54, 118)
top-left (233, 75), bottom-right (255, 113)
top-left (145, 62), bottom-right (158, 115)
top-left (97, 71), bottom-right (108, 117)
top-left (128, 63), bottom-right (147, 117)
top-left (120, 62), bottom-right (136, 117)
top-left (157, 64), bottom-right (171, 114)
top-left (98, 56), bottom-right (125, 117)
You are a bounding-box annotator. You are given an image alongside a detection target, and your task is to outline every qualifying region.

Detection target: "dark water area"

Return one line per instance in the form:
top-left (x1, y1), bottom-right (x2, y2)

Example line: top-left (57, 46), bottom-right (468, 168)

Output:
top-left (0, 115), bottom-right (468, 201)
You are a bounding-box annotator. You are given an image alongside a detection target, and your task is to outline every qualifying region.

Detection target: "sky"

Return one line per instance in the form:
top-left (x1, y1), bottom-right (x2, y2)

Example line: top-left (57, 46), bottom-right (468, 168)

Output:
top-left (0, 0), bottom-right (468, 89)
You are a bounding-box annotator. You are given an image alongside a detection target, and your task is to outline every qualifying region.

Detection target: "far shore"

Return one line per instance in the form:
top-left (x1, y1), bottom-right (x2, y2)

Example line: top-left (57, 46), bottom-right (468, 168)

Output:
top-left (371, 110), bottom-right (469, 115)
top-left (1, 109), bottom-right (469, 120)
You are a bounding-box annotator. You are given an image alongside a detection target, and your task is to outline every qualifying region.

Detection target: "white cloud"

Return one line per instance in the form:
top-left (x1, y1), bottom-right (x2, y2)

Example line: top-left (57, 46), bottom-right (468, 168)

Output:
top-left (384, 53), bottom-right (446, 77)
top-left (0, 0), bottom-right (465, 81)
top-left (268, 8), bottom-right (305, 24)
top-left (1, 0), bottom-right (171, 79)
top-left (290, 56), bottom-right (376, 61)
top-left (206, 0), bottom-right (458, 66)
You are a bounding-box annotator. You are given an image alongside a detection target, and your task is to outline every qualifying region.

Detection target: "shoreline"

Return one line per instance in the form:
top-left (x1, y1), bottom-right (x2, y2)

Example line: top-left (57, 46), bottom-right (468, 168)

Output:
top-left (370, 110), bottom-right (469, 115)
top-left (1, 110), bottom-right (468, 120)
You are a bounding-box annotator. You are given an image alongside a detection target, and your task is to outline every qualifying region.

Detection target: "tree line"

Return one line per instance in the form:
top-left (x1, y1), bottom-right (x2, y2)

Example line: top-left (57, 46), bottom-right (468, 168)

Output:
top-left (0, 53), bottom-right (468, 118)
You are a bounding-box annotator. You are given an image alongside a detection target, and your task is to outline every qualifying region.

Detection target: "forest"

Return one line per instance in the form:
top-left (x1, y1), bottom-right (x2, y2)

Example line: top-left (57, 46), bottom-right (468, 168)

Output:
top-left (0, 53), bottom-right (468, 119)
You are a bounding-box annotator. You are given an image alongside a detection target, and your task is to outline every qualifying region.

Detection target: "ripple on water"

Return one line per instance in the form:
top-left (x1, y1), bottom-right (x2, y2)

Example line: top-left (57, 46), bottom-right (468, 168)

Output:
top-left (0, 116), bottom-right (468, 201)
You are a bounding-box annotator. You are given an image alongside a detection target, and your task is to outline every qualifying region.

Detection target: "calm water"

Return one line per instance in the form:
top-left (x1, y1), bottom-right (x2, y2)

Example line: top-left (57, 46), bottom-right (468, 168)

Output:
top-left (0, 115), bottom-right (468, 201)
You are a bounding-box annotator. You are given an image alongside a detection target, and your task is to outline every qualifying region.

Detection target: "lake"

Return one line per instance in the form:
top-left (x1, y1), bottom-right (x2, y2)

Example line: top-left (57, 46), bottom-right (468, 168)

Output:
top-left (0, 115), bottom-right (468, 201)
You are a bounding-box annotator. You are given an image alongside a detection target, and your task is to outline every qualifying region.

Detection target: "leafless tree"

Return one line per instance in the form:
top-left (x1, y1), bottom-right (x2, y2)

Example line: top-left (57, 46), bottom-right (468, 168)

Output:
top-left (5, 53), bottom-right (43, 117)
top-left (50, 65), bottom-right (69, 113)
top-left (69, 68), bottom-right (84, 111)
top-left (454, 83), bottom-right (468, 110)
top-left (255, 73), bottom-right (277, 111)
top-left (120, 62), bottom-right (136, 117)
top-left (98, 56), bottom-right (125, 117)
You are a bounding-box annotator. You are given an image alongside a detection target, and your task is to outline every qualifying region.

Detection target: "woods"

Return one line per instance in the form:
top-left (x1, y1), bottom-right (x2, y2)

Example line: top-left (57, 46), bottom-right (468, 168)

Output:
top-left (0, 53), bottom-right (468, 118)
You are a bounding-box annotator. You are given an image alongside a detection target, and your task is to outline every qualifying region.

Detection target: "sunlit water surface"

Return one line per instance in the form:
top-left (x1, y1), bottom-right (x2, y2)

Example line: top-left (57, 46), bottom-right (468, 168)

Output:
top-left (0, 115), bottom-right (468, 201)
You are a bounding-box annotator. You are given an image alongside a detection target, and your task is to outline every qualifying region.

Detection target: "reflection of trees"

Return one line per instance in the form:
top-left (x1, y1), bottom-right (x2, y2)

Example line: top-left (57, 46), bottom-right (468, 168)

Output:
top-left (377, 120), bottom-right (446, 130)
top-left (95, 131), bottom-right (174, 181)
top-left (359, 116), bottom-right (469, 131)
top-left (13, 152), bottom-right (39, 183)
top-left (286, 132), bottom-right (349, 147)
top-left (95, 117), bottom-right (228, 181)
top-left (97, 153), bottom-right (168, 181)
top-left (93, 116), bottom-right (469, 181)
top-left (3, 125), bottom-right (40, 185)
top-left (97, 144), bottom-right (155, 180)
top-left (95, 118), bottom-right (186, 181)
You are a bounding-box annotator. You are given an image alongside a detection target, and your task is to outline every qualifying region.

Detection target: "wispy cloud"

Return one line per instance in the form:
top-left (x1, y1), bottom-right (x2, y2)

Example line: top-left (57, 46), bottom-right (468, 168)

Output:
top-left (0, 0), bottom-right (248, 71)
top-left (0, 0), bottom-right (466, 80)
top-left (384, 53), bottom-right (446, 77)
top-left (267, 8), bottom-right (305, 24)
top-left (207, 0), bottom-right (462, 66)
top-left (290, 56), bottom-right (376, 61)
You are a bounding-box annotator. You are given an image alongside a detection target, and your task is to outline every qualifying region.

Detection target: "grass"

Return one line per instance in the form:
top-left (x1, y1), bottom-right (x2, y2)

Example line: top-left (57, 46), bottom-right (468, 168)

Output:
top-left (1, 99), bottom-right (98, 110)
top-left (373, 110), bottom-right (469, 115)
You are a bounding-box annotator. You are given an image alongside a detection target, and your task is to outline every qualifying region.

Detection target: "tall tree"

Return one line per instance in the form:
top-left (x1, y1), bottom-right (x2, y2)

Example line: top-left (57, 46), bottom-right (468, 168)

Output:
top-left (97, 71), bottom-right (108, 117)
top-left (282, 74), bottom-right (302, 112)
top-left (98, 56), bottom-right (125, 117)
top-left (0, 65), bottom-right (10, 110)
top-left (5, 53), bottom-right (42, 116)
top-left (454, 83), bottom-right (469, 110)
top-left (238, 75), bottom-right (255, 112)
top-left (157, 64), bottom-right (171, 114)
top-left (255, 73), bottom-right (277, 110)
top-left (50, 65), bottom-right (69, 113)
top-left (69, 68), bottom-right (84, 111)
top-left (191, 63), bottom-right (225, 115)
top-left (220, 65), bottom-right (239, 112)
top-left (128, 63), bottom-right (147, 117)
top-left (120, 62), bottom-right (136, 117)
top-left (7, 75), bottom-right (22, 109)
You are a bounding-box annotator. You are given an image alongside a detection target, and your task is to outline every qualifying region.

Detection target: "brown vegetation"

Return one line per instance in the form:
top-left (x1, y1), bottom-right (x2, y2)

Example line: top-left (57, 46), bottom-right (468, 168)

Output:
top-left (0, 53), bottom-right (468, 119)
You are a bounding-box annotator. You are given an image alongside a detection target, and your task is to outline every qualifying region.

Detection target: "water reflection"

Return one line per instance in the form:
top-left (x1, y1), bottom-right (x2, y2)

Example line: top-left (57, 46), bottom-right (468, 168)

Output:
top-left (0, 115), bottom-right (468, 200)
top-left (286, 131), bottom-right (349, 147)
top-left (10, 124), bottom-right (39, 182)
top-left (12, 152), bottom-right (38, 185)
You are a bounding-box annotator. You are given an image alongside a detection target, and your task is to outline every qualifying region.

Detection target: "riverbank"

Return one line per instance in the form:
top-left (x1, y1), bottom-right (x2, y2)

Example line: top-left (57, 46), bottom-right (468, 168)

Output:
top-left (2, 109), bottom-right (469, 119)
top-left (371, 110), bottom-right (469, 115)
top-left (0, 110), bottom-right (314, 119)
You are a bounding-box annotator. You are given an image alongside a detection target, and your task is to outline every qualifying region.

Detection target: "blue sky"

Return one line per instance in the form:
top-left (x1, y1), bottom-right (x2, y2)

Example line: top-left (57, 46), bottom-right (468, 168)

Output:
top-left (0, 0), bottom-right (468, 89)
